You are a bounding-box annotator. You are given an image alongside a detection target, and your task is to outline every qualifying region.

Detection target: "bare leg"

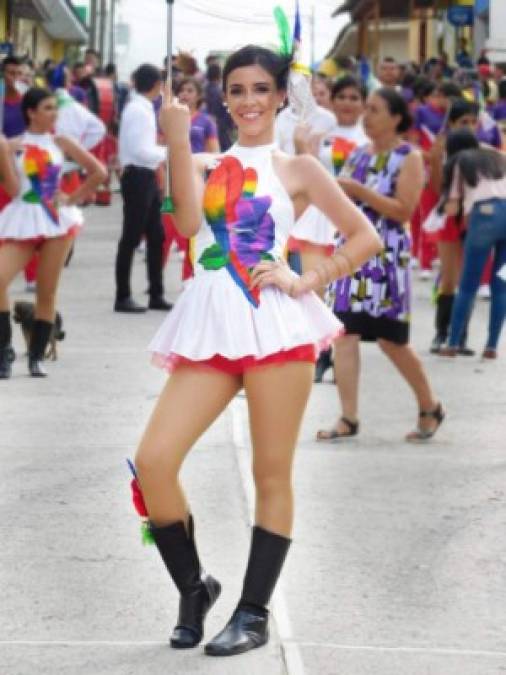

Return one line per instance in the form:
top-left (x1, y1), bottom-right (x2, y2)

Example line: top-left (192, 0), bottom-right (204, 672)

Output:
top-left (318, 334), bottom-right (360, 438)
top-left (0, 243), bottom-right (37, 311)
top-left (244, 361), bottom-right (314, 536)
top-left (135, 366), bottom-right (241, 526)
top-left (35, 237), bottom-right (75, 321)
top-left (377, 339), bottom-right (440, 435)
top-left (437, 241), bottom-right (461, 295)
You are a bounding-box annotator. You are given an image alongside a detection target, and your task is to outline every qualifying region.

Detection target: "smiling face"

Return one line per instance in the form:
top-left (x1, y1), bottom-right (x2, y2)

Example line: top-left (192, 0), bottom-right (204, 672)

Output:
top-left (27, 96), bottom-right (58, 132)
top-left (332, 86), bottom-right (365, 126)
top-left (224, 64), bottom-right (285, 146)
top-left (363, 93), bottom-right (400, 141)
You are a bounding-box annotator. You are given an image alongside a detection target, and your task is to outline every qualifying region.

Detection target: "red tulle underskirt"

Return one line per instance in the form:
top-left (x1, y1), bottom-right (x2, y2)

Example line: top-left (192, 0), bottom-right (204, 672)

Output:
top-left (0, 225), bottom-right (81, 249)
top-left (164, 344), bottom-right (317, 375)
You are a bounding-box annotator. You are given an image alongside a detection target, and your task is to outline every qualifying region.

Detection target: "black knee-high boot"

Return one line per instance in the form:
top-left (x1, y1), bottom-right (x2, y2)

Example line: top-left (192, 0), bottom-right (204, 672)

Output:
top-left (430, 294), bottom-right (454, 353)
top-left (28, 319), bottom-right (53, 377)
top-left (150, 516), bottom-right (221, 649)
top-left (205, 526), bottom-right (291, 657)
top-left (0, 311), bottom-right (14, 380)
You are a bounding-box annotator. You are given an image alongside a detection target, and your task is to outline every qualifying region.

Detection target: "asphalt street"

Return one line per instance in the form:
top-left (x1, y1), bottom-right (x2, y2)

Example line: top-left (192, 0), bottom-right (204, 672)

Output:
top-left (1, 196), bottom-right (505, 675)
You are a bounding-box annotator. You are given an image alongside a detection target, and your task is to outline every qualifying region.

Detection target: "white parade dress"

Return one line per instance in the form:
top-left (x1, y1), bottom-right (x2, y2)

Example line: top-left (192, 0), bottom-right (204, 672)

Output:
top-left (0, 132), bottom-right (83, 241)
top-left (149, 143), bottom-right (342, 372)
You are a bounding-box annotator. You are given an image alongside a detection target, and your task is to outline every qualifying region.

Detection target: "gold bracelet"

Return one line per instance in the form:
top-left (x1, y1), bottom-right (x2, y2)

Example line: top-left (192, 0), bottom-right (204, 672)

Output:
top-left (333, 249), bottom-right (355, 276)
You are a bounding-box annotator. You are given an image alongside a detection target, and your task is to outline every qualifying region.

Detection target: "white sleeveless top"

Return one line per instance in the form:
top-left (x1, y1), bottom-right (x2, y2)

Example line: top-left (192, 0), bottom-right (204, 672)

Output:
top-left (149, 142), bottom-right (342, 370)
top-left (0, 132), bottom-right (83, 240)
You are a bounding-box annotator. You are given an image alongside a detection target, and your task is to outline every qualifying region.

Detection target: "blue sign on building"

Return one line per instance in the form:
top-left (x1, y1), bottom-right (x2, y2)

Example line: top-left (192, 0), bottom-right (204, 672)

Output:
top-left (0, 42), bottom-right (14, 57)
top-left (475, 0), bottom-right (489, 16)
top-left (448, 6), bottom-right (475, 26)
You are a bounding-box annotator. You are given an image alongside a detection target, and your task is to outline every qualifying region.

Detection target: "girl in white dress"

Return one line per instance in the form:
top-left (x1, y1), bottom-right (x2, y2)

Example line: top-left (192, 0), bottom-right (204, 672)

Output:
top-left (0, 88), bottom-right (106, 378)
top-left (134, 46), bottom-right (381, 658)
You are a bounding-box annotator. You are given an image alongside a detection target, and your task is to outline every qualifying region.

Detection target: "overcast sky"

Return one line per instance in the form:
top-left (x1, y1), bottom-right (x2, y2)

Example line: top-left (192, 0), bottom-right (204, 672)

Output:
top-left (113, 0), bottom-right (347, 79)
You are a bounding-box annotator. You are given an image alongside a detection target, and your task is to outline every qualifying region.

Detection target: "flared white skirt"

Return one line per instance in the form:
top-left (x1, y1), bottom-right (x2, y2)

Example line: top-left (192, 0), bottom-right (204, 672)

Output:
top-left (0, 201), bottom-right (83, 241)
top-left (149, 269), bottom-right (342, 373)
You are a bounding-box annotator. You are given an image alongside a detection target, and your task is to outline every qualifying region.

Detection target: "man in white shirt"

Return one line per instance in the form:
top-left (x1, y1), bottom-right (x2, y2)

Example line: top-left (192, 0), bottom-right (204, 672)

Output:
top-left (115, 64), bottom-right (170, 313)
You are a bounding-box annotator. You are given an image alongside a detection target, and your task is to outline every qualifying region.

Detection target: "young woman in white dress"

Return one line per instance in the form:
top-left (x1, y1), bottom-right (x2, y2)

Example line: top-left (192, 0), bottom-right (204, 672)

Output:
top-left (134, 46), bottom-right (381, 658)
top-left (0, 88), bottom-right (106, 378)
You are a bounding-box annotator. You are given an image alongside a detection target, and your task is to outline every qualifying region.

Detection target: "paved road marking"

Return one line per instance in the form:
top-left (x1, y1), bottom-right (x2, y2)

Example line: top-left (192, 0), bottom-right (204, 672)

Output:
top-left (230, 399), bottom-right (307, 675)
top-left (0, 641), bottom-right (167, 646)
top-left (1, 640), bottom-right (504, 660)
top-left (289, 641), bottom-right (506, 658)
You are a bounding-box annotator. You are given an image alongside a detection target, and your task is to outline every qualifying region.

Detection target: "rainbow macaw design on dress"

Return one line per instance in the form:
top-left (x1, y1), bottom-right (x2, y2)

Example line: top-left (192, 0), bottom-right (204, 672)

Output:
top-left (22, 145), bottom-right (61, 225)
top-left (332, 137), bottom-right (357, 176)
top-left (200, 155), bottom-right (275, 307)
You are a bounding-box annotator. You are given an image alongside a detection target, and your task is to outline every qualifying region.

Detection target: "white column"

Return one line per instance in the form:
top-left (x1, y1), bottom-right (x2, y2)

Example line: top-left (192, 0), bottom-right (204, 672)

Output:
top-left (487, 0), bottom-right (506, 62)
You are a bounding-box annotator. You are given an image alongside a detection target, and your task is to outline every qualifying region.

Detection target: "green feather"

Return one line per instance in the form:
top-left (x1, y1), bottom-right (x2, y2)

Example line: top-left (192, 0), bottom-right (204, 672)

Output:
top-left (273, 6), bottom-right (292, 56)
top-left (161, 196), bottom-right (175, 214)
top-left (141, 521), bottom-right (155, 546)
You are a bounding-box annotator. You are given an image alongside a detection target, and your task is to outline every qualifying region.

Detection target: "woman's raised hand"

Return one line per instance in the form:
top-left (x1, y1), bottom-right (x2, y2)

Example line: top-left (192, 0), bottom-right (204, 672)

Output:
top-left (159, 82), bottom-right (191, 147)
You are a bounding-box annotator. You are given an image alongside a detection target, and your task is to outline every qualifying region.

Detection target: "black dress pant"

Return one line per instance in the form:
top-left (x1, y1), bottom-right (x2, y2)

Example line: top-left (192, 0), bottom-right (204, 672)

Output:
top-left (115, 166), bottom-right (165, 302)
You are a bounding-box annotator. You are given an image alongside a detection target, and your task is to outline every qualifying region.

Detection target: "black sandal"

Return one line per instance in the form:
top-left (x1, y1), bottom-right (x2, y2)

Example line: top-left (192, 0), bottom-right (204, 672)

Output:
top-left (406, 403), bottom-right (445, 442)
top-left (317, 417), bottom-right (359, 442)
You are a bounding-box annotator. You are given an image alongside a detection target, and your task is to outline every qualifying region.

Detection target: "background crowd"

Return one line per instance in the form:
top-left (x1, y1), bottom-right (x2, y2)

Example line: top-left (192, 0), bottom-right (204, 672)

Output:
top-left (1, 41), bottom-right (505, 379)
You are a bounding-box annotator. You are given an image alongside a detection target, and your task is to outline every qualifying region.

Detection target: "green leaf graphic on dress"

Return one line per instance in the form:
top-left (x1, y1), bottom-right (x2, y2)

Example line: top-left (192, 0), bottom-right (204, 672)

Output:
top-left (22, 189), bottom-right (40, 204)
top-left (260, 253), bottom-right (275, 262)
top-left (199, 243), bottom-right (230, 270)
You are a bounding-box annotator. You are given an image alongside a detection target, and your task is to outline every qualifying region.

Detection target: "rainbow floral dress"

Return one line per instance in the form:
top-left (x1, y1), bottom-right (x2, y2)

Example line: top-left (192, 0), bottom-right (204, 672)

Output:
top-left (0, 132), bottom-right (83, 242)
top-left (149, 143), bottom-right (342, 373)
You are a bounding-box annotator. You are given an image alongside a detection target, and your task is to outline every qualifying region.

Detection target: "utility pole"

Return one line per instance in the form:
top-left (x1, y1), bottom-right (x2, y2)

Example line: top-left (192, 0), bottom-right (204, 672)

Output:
top-left (310, 4), bottom-right (315, 70)
top-left (98, 0), bottom-right (107, 65)
top-left (109, 0), bottom-right (116, 64)
top-left (89, 0), bottom-right (98, 50)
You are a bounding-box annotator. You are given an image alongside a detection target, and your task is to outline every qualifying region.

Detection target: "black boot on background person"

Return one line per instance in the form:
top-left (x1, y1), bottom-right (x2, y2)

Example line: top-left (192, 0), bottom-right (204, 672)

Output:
top-left (430, 293), bottom-right (454, 353)
top-left (0, 311), bottom-right (14, 380)
top-left (150, 516), bottom-right (221, 649)
top-left (205, 526), bottom-right (291, 657)
top-left (28, 319), bottom-right (53, 377)
top-left (314, 347), bottom-right (333, 383)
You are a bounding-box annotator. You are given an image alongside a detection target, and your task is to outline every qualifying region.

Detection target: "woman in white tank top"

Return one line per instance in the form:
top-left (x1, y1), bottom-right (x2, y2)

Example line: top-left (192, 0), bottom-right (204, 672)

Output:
top-left (132, 46), bottom-right (381, 658)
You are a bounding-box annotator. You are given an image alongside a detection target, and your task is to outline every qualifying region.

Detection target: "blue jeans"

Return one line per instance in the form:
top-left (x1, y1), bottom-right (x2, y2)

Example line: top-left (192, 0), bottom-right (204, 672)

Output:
top-left (449, 198), bottom-right (506, 350)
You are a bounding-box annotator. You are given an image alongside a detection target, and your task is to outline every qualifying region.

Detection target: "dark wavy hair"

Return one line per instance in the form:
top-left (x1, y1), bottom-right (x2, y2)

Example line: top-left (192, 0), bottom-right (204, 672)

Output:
top-left (222, 45), bottom-right (291, 92)
top-left (21, 87), bottom-right (55, 125)
top-left (439, 128), bottom-right (505, 213)
top-left (374, 87), bottom-right (412, 133)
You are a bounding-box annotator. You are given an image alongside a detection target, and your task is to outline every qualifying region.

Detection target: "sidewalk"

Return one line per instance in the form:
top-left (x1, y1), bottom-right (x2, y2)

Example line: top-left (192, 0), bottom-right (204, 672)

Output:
top-left (1, 195), bottom-right (505, 675)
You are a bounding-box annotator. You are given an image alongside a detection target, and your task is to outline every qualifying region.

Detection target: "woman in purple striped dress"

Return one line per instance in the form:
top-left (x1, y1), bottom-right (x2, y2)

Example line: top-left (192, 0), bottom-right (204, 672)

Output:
top-left (318, 88), bottom-right (444, 443)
